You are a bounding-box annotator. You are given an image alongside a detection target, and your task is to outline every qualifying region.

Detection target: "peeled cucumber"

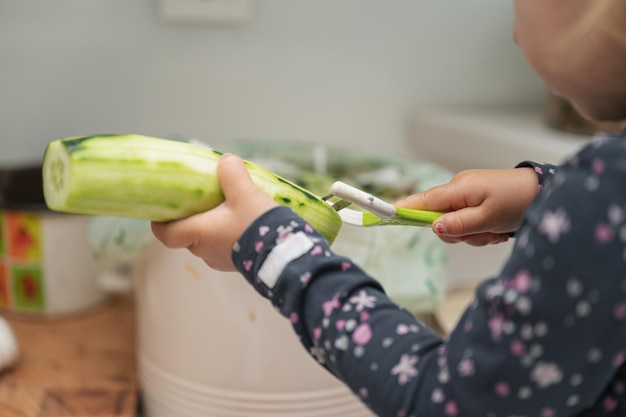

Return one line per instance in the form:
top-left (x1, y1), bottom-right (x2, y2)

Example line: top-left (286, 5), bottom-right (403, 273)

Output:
top-left (42, 134), bottom-right (342, 244)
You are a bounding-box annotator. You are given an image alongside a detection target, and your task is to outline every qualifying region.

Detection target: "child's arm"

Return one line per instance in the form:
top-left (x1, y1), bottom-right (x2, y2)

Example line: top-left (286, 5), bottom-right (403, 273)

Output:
top-left (154, 138), bottom-right (626, 416)
top-left (231, 136), bottom-right (626, 416)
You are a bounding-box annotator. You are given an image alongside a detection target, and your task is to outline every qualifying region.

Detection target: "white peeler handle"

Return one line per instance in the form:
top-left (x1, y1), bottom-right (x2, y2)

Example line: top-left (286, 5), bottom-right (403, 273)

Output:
top-left (330, 181), bottom-right (397, 219)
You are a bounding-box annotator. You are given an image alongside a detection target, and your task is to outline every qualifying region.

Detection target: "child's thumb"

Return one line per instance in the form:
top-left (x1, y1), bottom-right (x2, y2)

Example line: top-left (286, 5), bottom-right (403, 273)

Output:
top-left (217, 154), bottom-right (259, 201)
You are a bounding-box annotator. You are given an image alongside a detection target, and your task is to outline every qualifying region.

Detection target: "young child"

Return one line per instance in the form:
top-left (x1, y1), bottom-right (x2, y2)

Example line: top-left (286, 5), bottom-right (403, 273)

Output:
top-left (152, 1), bottom-right (626, 415)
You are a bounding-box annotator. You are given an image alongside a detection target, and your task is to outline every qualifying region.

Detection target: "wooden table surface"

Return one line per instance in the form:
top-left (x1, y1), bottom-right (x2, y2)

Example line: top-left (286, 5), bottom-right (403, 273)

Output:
top-left (0, 295), bottom-right (138, 417)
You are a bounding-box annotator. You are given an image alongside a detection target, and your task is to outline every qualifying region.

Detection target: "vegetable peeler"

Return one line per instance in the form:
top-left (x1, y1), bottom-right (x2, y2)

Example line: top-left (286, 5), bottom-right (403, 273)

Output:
top-left (322, 181), bottom-right (443, 227)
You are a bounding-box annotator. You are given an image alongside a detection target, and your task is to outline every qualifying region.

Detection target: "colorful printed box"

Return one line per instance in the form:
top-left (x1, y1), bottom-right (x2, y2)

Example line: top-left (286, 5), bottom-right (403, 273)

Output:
top-left (0, 212), bottom-right (45, 312)
top-left (6, 212), bottom-right (41, 261)
top-left (11, 265), bottom-right (44, 311)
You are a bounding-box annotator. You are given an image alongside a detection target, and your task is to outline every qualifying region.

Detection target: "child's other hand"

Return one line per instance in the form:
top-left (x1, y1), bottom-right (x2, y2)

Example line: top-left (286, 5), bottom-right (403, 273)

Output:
top-left (395, 168), bottom-right (538, 246)
top-left (151, 154), bottom-right (279, 271)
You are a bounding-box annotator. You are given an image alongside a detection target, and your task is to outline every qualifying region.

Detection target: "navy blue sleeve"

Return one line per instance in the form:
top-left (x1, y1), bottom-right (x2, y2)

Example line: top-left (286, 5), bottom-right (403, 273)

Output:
top-left (233, 131), bottom-right (626, 417)
top-left (516, 160), bottom-right (558, 190)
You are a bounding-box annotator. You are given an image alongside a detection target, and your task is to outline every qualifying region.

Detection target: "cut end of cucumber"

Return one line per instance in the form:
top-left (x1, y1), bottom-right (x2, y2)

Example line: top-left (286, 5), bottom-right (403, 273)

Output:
top-left (42, 140), bottom-right (72, 212)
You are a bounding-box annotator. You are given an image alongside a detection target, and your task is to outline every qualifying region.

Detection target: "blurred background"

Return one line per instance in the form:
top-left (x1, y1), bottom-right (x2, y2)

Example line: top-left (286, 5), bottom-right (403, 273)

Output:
top-left (0, 0), bottom-right (544, 164)
top-left (0, 2), bottom-right (593, 416)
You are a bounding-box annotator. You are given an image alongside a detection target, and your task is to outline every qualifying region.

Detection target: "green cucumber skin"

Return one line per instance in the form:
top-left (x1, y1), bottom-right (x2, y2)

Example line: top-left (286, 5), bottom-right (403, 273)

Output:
top-left (43, 135), bottom-right (342, 244)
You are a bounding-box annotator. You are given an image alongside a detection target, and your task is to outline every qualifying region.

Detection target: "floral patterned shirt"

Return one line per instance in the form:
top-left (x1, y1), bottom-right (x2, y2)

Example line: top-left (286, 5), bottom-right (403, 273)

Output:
top-left (232, 130), bottom-right (626, 417)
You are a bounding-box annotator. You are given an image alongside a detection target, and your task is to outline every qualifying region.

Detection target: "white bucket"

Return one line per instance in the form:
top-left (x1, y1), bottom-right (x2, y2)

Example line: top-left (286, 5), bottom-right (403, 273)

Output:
top-left (135, 243), bottom-right (375, 417)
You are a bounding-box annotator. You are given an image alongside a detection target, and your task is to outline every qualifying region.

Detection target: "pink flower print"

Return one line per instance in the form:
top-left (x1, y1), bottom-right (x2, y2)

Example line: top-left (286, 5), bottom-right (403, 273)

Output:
top-left (391, 354), bottom-right (419, 385)
top-left (539, 208), bottom-right (571, 243)
top-left (299, 272), bottom-right (311, 287)
top-left (604, 396), bottom-right (618, 412)
top-left (512, 270), bottom-right (533, 293)
top-left (290, 312), bottom-right (298, 324)
top-left (255, 241), bottom-right (264, 253)
top-left (595, 222), bottom-right (614, 244)
top-left (431, 388), bottom-right (445, 403)
top-left (613, 352), bottom-right (625, 367)
top-left (592, 157), bottom-right (605, 175)
top-left (322, 296), bottom-right (340, 316)
top-left (352, 323), bottom-right (372, 346)
top-left (396, 324), bottom-right (410, 335)
top-left (310, 245), bottom-right (323, 255)
top-left (258, 225), bottom-right (270, 236)
top-left (488, 313), bottom-right (506, 341)
top-left (494, 382), bottom-right (510, 397)
top-left (541, 407), bottom-right (556, 417)
top-left (335, 320), bottom-right (345, 331)
top-left (614, 303), bottom-right (626, 320)
top-left (531, 361), bottom-right (563, 388)
top-left (457, 358), bottom-right (475, 377)
top-left (242, 260), bottom-right (253, 271)
top-left (359, 387), bottom-right (368, 399)
top-left (535, 166), bottom-right (543, 175)
top-left (349, 290), bottom-right (377, 311)
top-left (341, 261), bottom-right (351, 271)
top-left (359, 311), bottom-right (370, 322)
top-left (304, 223), bottom-right (314, 233)
top-left (444, 401), bottom-right (459, 416)
top-left (510, 339), bottom-right (526, 356)
top-left (313, 327), bottom-right (322, 340)
top-left (396, 410), bottom-right (406, 417)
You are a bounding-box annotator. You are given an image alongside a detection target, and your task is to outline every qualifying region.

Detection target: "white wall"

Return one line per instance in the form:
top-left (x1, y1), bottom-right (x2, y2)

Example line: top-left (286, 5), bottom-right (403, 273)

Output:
top-left (0, 0), bottom-right (544, 165)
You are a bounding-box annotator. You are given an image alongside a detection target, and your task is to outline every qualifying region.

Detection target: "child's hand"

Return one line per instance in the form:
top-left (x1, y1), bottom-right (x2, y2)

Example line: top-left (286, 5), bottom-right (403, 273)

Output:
top-left (395, 168), bottom-right (538, 246)
top-left (151, 154), bottom-right (279, 271)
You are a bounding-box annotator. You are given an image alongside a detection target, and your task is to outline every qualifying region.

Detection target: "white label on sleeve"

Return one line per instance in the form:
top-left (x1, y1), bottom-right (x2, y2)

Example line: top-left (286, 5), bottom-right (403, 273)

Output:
top-left (257, 231), bottom-right (314, 289)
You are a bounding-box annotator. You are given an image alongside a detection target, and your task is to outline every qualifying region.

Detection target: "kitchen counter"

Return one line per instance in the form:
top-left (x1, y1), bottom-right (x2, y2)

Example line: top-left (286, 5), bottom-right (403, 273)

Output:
top-left (0, 295), bottom-right (138, 417)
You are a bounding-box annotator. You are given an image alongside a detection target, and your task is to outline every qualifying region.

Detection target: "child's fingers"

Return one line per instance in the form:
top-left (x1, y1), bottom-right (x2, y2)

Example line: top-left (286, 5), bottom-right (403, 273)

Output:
top-left (432, 206), bottom-right (495, 237)
top-left (150, 211), bottom-right (212, 249)
top-left (463, 233), bottom-right (510, 246)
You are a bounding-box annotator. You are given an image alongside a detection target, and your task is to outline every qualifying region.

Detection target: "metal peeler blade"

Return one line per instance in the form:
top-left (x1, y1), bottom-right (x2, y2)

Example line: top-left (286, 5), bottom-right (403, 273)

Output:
top-left (322, 181), bottom-right (443, 227)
